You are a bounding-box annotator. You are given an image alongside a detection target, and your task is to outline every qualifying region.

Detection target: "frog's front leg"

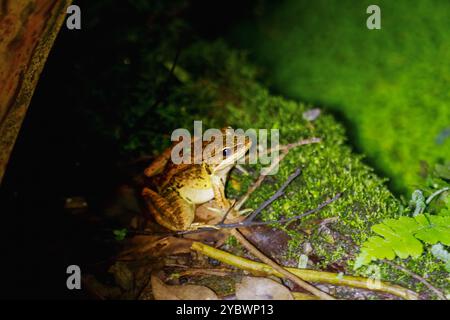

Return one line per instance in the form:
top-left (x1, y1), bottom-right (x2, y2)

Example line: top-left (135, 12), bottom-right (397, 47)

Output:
top-left (142, 187), bottom-right (195, 231)
top-left (210, 175), bottom-right (231, 209)
top-left (210, 175), bottom-right (253, 219)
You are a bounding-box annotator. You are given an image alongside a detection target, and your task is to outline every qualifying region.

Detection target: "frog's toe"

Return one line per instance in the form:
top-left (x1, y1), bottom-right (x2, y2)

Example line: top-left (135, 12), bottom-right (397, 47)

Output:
top-left (236, 208), bottom-right (253, 216)
top-left (205, 206), bottom-right (226, 214)
top-left (189, 222), bottom-right (220, 230)
top-left (206, 206), bottom-right (253, 219)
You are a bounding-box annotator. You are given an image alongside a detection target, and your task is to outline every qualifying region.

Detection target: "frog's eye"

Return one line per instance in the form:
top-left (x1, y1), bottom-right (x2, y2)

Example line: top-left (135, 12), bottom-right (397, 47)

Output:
top-left (223, 148), bottom-right (232, 158)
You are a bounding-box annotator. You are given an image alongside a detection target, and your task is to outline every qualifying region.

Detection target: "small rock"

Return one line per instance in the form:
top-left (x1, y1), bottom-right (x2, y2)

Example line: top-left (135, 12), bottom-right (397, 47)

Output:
top-left (303, 108), bottom-right (321, 121)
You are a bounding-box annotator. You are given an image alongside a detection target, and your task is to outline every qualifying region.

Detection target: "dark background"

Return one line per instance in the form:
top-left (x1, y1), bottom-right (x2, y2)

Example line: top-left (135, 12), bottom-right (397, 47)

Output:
top-left (0, 0), bottom-right (257, 299)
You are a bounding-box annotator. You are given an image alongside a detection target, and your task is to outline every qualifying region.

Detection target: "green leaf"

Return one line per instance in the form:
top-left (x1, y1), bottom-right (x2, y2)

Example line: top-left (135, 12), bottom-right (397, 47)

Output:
top-left (416, 215), bottom-right (450, 245)
top-left (113, 228), bottom-right (128, 241)
top-left (355, 214), bottom-right (450, 268)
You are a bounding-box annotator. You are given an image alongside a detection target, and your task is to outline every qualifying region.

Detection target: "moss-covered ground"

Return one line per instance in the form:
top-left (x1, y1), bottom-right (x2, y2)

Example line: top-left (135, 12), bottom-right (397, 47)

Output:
top-left (169, 41), bottom-right (449, 298)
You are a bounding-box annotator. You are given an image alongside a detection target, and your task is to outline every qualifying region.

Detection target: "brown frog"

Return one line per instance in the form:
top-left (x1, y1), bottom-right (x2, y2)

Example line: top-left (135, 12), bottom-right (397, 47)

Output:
top-left (142, 128), bottom-right (251, 231)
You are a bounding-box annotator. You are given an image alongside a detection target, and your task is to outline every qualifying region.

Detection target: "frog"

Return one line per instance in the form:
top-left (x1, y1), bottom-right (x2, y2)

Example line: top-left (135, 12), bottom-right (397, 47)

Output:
top-left (142, 127), bottom-right (252, 231)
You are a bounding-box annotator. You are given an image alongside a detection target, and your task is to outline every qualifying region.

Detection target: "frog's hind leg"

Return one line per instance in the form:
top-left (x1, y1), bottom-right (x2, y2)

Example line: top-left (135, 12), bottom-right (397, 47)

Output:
top-left (142, 187), bottom-right (194, 231)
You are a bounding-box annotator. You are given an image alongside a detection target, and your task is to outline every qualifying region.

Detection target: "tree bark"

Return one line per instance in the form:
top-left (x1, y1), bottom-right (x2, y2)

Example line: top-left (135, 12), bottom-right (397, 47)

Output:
top-left (0, 0), bottom-right (71, 183)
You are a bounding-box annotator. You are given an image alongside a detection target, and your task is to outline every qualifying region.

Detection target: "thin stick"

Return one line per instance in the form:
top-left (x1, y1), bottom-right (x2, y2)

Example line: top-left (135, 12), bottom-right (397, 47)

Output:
top-left (277, 137), bottom-right (322, 152)
top-left (217, 193), bottom-right (341, 229)
top-left (236, 137), bottom-right (320, 211)
top-left (236, 151), bottom-right (289, 210)
top-left (171, 268), bottom-right (237, 278)
top-left (218, 199), bottom-right (237, 225)
top-left (382, 259), bottom-right (446, 300)
top-left (229, 228), bottom-right (336, 300)
top-left (244, 137), bottom-right (321, 163)
top-left (191, 241), bottom-right (419, 300)
top-left (246, 168), bottom-right (302, 222)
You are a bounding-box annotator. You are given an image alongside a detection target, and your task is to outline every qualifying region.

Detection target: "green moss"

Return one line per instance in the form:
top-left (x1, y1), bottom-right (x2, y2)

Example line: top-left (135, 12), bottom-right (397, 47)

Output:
top-left (230, 0), bottom-right (450, 195)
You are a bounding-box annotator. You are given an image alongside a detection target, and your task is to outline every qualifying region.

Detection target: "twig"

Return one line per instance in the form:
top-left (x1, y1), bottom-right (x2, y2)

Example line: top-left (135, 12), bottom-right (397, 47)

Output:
top-left (218, 199), bottom-right (237, 225)
top-left (236, 151), bottom-right (289, 210)
top-left (244, 137), bottom-right (321, 163)
top-left (236, 137), bottom-right (320, 210)
top-left (277, 137), bottom-right (322, 152)
top-left (191, 241), bottom-right (419, 300)
top-left (229, 229), bottom-right (336, 300)
top-left (246, 168), bottom-right (302, 222)
top-left (169, 268), bottom-right (237, 278)
top-left (382, 259), bottom-right (446, 300)
top-left (219, 193), bottom-right (341, 228)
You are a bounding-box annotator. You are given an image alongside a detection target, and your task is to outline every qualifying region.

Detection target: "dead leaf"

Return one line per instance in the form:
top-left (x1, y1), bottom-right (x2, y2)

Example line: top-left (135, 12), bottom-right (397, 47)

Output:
top-left (151, 274), bottom-right (219, 300)
top-left (239, 225), bottom-right (292, 264)
top-left (119, 236), bottom-right (194, 260)
top-left (235, 277), bottom-right (294, 300)
top-left (109, 262), bottom-right (134, 291)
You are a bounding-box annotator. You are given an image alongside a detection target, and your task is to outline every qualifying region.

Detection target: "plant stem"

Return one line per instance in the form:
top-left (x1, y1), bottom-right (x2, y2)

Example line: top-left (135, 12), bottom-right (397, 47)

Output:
top-left (191, 241), bottom-right (419, 300)
top-left (426, 187), bottom-right (450, 205)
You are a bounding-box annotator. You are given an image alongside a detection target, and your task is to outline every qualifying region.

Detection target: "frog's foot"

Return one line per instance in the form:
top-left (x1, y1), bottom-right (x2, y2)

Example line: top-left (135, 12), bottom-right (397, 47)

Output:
top-left (188, 222), bottom-right (221, 230)
top-left (206, 205), bottom-right (253, 219)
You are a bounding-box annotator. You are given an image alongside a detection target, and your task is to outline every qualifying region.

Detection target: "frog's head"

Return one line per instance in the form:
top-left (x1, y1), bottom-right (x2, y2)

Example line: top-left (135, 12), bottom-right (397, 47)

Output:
top-left (204, 127), bottom-right (252, 174)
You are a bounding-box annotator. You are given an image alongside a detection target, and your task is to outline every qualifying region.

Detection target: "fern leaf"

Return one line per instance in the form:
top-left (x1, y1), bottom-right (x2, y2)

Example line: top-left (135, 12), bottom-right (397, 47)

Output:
top-left (355, 214), bottom-right (450, 269)
top-left (415, 215), bottom-right (450, 245)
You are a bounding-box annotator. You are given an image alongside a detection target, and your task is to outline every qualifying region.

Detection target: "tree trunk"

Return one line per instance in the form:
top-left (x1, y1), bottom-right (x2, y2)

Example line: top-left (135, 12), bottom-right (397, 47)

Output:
top-left (0, 0), bottom-right (71, 183)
